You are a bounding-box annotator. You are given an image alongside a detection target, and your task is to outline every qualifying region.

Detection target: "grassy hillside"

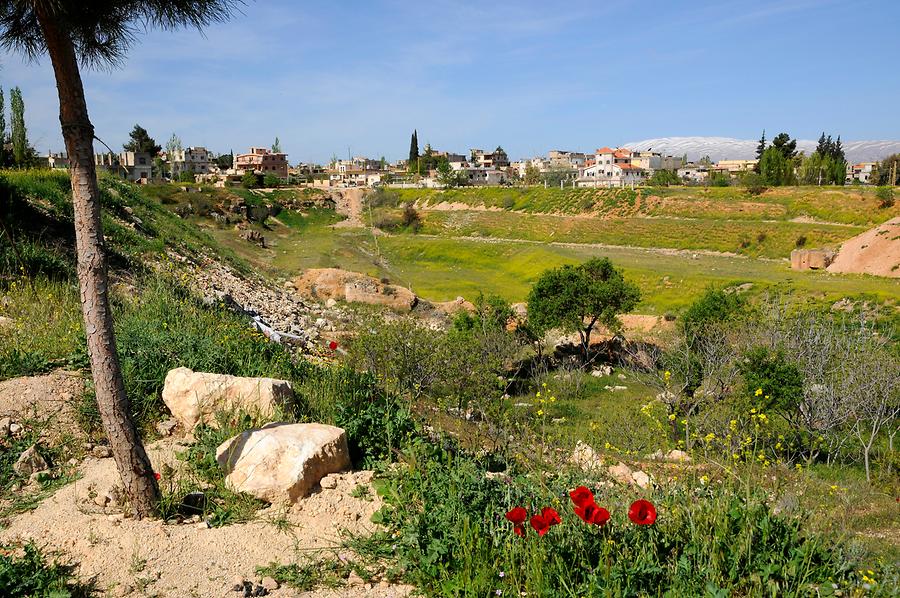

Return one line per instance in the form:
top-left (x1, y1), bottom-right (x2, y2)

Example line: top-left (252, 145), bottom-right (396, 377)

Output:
top-left (414, 210), bottom-right (860, 258)
top-left (392, 185), bottom-right (898, 226)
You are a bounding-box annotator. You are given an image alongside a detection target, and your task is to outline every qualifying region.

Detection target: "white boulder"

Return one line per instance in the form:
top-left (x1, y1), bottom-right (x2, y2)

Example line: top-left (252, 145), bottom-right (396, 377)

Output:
top-left (215, 423), bottom-right (351, 503)
top-left (161, 367), bottom-right (293, 429)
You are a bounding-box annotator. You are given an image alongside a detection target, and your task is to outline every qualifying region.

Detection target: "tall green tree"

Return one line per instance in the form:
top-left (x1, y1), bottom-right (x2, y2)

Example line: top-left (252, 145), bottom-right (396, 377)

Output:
top-left (123, 123), bottom-right (161, 155)
top-left (755, 129), bottom-right (766, 160)
top-left (271, 136), bottom-right (281, 153)
top-left (0, 0), bottom-right (238, 518)
top-left (408, 129), bottom-right (419, 165)
top-left (770, 132), bottom-right (797, 160)
top-left (9, 86), bottom-right (27, 165)
top-left (759, 146), bottom-right (794, 186)
top-left (872, 154), bottom-right (900, 186)
top-left (527, 258), bottom-right (640, 361)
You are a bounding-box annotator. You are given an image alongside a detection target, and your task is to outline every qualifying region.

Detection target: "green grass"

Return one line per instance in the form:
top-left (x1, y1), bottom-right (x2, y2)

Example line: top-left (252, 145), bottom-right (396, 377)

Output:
top-left (414, 210), bottom-right (862, 258)
top-left (390, 185), bottom-right (899, 226)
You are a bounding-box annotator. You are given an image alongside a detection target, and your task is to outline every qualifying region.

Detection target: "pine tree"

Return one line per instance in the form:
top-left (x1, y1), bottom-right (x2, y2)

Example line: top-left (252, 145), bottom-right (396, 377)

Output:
top-left (755, 129), bottom-right (766, 160)
top-left (272, 136), bottom-right (281, 153)
top-left (816, 132), bottom-right (827, 155)
top-left (832, 135), bottom-right (844, 162)
top-left (10, 86), bottom-right (27, 165)
top-left (408, 129), bottom-right (419, 164)
top-left (123, 124), bottom-right (161, 155)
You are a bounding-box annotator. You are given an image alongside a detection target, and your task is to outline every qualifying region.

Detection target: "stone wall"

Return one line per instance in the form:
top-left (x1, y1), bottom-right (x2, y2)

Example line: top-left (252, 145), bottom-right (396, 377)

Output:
top-left (790, 249), bottom-right (835, 271)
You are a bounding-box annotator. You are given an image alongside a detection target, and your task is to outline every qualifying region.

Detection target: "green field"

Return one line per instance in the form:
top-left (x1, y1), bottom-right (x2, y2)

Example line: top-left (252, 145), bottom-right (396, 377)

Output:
top-left (392, 185), bottom-right (899, 226)
top-left (203, 213), bottom-right (899, 316)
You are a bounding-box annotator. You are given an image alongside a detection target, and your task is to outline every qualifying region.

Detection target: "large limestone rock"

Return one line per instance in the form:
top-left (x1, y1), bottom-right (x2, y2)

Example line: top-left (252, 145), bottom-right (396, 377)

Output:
top-left (215, 423), bottom-right (351, 503)
top-left (293, 268), bottom-right (417, 311)
top-left (161, 368), bottom-right (293, 429)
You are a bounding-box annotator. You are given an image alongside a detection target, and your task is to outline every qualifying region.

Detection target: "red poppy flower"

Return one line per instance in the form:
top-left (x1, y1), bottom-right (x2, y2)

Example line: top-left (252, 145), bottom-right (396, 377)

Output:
top-left (541, 507), bottom-right (561, 526)
top-left (153, 472), bottom-right (161, 481)
top-left (328, 340), bottom-right (339, 351)
top-left (530, 514), bottom-right (551, 536)
top-left (569, 486), bottom-right (594, 508)
top-left (513, 524), bottom-right (525, 537)
top-left (576, 503), bottom-right (610, 526)
top-left (628, 499), bottom-right (657, 525)
top-left (505, 506), bottom-right (527, 525)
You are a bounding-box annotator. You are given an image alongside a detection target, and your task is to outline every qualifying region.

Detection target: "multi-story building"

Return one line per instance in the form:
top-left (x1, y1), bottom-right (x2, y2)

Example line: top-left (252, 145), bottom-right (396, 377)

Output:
top-left (547, 150), bottom-right (587, 169)
top-left (94, 151), bottom-right (152, 183)
top-left (630, 151), bottom-right (683, 172)
top-left (578, 147), bottom-right (646, 187)
top-left (170, 146), bottom-right (210, 177)
top-left (846, 162), bottom-right (877, 184)
top-left (234, 147), bottom-right (289, 179)
top-left (469, 147), bottom-right (509, 169)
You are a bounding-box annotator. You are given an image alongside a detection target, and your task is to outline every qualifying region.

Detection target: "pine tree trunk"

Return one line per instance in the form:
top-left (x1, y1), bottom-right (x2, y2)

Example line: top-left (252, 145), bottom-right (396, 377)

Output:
top-left (36, 9), bottom-right (159, 518)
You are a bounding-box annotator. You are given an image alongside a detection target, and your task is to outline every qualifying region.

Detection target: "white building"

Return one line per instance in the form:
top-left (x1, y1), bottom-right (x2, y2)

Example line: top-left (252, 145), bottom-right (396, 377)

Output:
top-left (170, 146), bottom-right (210, 177)
top-left (677, 164), bottom-right (710, 183)
top-left (846, 162), bottom-right (877, 184)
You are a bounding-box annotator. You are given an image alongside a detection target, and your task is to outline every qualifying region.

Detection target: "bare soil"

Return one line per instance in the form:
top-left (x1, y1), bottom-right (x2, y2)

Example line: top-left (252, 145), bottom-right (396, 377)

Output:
top-left (1, 436), bottom-right (412, 597)
top-left (827, 216), bottom-right (900, 278)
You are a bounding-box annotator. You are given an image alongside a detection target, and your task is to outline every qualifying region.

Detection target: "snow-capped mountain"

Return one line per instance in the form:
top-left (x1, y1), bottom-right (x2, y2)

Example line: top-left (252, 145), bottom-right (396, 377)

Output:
top-left (622, 137), bottom-right (900, 164)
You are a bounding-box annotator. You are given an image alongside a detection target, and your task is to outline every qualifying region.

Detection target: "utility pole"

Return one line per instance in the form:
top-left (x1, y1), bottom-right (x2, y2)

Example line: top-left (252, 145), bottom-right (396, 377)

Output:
top-left (892, 160), bottom-right (897, 187)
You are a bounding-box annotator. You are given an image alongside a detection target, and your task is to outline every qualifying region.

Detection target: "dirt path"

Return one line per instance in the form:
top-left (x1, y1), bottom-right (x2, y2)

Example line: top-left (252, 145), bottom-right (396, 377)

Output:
top-left (1, 437), bottom-right (411, 597)
top-left (332, 188), bottom-right (367, 228)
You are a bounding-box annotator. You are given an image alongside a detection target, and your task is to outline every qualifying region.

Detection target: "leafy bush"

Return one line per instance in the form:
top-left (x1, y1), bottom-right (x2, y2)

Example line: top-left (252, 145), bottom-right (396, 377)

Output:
top-left (875, 186), bottom-right (894, 208)
top-left (241, 171), bottom-right (260, 188)
top-left (741, 172), bottom-right (767, 196)
top-left (681, 287), bottom-right (746, 345)
top-left (0, 543), bottom-right (94, 597)
top-left (263, 174), bottom-right (281, 188)
top-left (177, 171), bottom-right (195, 183)
top-left (401, 203), bottom-right (422, 232)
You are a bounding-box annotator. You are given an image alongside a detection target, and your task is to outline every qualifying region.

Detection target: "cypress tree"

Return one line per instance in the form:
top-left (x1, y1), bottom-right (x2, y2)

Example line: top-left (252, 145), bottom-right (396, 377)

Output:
top-left (10, 86), bottom-right (27, 165)
top-left (816, 132), bottom-right (827, 155)
top-left (832, 135), bottom-right (844, 162)
top-left (408, 129), bottom-right (419, 164)
top-left (755, 129), bottom-right (766, 160)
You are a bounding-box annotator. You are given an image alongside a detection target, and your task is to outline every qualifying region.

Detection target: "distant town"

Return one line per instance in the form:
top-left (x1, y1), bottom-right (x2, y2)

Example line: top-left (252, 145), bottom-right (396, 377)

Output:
top-left (37, 129), bottom-right (890, 189)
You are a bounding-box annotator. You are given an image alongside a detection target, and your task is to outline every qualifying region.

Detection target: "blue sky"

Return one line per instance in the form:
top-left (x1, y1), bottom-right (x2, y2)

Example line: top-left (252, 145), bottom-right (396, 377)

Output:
top-left (1, 0), bottom-right (898, 163)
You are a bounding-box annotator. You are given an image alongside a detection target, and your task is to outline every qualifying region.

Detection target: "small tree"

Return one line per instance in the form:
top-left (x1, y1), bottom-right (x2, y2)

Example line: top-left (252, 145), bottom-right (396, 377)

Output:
top-left (241, 171), bottom-right (259, 188)
top-left (165, 133), bottom-right (182, 181)
top-left (9, 86), bottom-right (27, 165)
top-left (876, 186), bottom-right (894, 208)
top-left (271, 137), bottom-right (281, 153)
top-left (177, 170), bottom-right (195, 183)
top-left (527, 258), bottom-right (640, 362)
top-left (741, 171), bottom-right (767, 196)
top-left (263, 173), bottom-right (280, 188)
top-left (123, 124), bottom-right (161, 155)
top-left (523, 163), bottom-right (541, 185)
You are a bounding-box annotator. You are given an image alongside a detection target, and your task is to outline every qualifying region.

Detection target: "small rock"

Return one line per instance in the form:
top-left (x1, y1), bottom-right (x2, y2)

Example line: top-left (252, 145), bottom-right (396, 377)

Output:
top-left (631, 470), bottom-right (652, 489)
top-left (9, 422), bottom-right (22, 435)
top-left (231, 576), bottom-right (246, 592)
top-left (607, 462), bottom-right (633, 485)
top-left (617, 373), bottom-right (627, 380)
top-left (320, 475), bottom-right (338, 489)
top-left (591, 365), bottom-right (613, 377)
top-left (325, 298), bottom-right (337, 308)
top-left (107, 513), bottom-right (125, 523)
top-left (347, 571), bottom-right (365, 586)
top-left (91, 445), bottom-right (113, 459)
top-left (0, 416), bottom-right (11, 436)
top-left (28, 471), bottom-right (45, 486)
top-left (569, 441), bottom-right (604, 471)
top-left (93, 494), bottom-right (110, 507)
top-left (665, 449), bottom-right (692, 463)
top-left (155, 419), bottom-right (178, 437)
top-left (196, 521), bottom-right (210, 529)
top-left (14, 445), bottom-right (49, 476)
top-left (112, 583), bottom-right (133, 597)
top-left (261, 577), bottom-right (279, 591)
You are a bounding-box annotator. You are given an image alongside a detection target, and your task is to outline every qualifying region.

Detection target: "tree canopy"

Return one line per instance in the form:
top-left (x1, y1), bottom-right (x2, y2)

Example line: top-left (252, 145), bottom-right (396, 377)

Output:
top-left (123, 123), bottom-right (161, 155)
top-left (527, 258), bottom-right (640, 359)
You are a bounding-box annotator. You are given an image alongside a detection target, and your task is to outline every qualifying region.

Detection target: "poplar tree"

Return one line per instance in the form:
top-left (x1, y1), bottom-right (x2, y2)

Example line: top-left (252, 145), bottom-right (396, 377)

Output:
top-left (10, 86), bottom-right (27, 165)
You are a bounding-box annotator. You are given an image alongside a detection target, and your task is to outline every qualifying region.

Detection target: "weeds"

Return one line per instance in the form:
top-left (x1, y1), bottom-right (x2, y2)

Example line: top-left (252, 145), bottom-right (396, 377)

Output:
top-left (0, 542), bottom-right (95, 597)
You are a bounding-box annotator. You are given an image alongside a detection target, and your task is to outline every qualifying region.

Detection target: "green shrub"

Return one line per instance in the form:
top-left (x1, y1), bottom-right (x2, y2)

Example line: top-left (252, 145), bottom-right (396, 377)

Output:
top-left (241, 171), bottom-right (260, 188)
top-left (262, 174), bottom-right (281, 188)
top-left (682, 286), bottom-right (746, 344)
top-left (0, 543), bottom-right (94, 597)
top-left (177, 171), bottom-right (196, 183)
top-left (875, 186), bottom-right (894, 208)
top-left (739, 346), bottom-right (804, 418)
